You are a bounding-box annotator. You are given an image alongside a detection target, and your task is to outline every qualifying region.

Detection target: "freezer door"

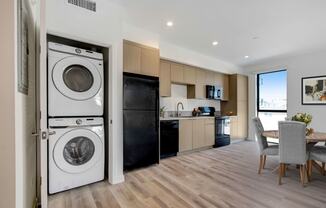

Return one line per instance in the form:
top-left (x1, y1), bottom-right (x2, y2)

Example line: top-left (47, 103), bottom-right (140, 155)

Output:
top-left (123, 110), bottom-right (159, 170)
top-left (123, 73), bottom-right (159, 110)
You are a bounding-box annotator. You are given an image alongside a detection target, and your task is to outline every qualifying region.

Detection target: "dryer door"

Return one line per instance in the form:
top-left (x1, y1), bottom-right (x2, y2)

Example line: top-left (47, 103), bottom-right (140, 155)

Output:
top-left (52, 56), bottom-right (102, 100)
top-left (53, 128), bottom-right (103, 174)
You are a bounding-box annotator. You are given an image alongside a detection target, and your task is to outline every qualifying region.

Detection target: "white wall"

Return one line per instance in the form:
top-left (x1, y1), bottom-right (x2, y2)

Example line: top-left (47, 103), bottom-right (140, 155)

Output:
top-left (0, 0), bottom-right (16, 207)
top-left (160, 84), bottom-right (220, 112)
top-left (244, 49), bottom-right (326, 140)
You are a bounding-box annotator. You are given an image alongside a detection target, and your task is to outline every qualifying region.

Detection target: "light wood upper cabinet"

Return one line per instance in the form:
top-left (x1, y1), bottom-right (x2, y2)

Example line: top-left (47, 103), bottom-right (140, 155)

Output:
top-left (179, 119), bottom-right (193, 152)
top-left (237, 75), bottom-right (248, 101)
top-left (141, 47), bottom-right (159, 77)
top-left (159, 59), bottom-right (230, 100)
top-left (183, 66), bottom-right (196, 85)
top-left (215, 73), bottom-right (223, 87)
top-left (123, 40), bottom-right (159, 77)
top-left (192, 119), bottom-right (206, 149)
top-left (123, 42), bottom-right (141, 74)
top-left (205, 71), bottom-right (216, 85)
top-left (194, 69), bottom-right (206, 99)
top-left (171, 62), bottom-right (184, 83)
top-left (159, 61), bottom-right (171, 97)
top-left (222, 74), bottom-right (229, 101)
top-left (196, 69), bottom-right (206, 84)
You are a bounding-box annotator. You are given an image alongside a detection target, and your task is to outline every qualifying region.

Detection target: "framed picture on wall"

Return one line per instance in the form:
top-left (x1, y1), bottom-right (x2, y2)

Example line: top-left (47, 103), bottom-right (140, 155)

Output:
top-left (302, 75), bottom-right (326, 105)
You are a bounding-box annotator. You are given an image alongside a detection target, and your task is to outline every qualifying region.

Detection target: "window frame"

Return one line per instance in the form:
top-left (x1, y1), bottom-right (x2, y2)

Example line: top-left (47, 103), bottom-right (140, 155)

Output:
top-left (257, 69), bottom-right (287, 113)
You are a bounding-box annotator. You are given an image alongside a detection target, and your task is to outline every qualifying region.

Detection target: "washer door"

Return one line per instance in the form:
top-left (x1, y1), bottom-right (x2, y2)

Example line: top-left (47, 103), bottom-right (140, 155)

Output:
top-left (52, 56), bottom-right (102, 100)
top-left (53, 129), bottom-right (103, 174)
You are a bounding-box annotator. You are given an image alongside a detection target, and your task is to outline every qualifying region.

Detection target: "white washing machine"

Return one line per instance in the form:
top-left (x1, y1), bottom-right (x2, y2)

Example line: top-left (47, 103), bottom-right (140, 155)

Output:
top-left (48, 42), bottom-right (104, 117)
top-left (48, 117), bottom-right (104, 194)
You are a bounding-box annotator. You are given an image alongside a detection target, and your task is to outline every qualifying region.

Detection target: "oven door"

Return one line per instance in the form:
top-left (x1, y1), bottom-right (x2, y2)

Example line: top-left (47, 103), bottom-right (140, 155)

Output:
top-left (216, 117), bottom-right (230, 137)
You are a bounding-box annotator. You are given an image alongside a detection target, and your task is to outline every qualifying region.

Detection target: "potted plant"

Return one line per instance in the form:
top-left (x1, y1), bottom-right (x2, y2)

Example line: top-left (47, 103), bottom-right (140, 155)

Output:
top-left (160, 106), bottom-right (166, 118)
top-left (291, 113), bottom-right (313, 135)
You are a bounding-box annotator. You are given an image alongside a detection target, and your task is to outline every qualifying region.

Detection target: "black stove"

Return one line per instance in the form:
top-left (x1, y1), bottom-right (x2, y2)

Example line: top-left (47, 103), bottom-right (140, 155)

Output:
top-left (198, 107), bottom-right (230, 147)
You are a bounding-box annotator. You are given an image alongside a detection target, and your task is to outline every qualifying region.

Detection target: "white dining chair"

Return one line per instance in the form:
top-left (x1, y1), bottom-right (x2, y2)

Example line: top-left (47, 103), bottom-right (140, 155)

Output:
top-left (252, 117), bottom-right (279, 174)
top-left (278, 121), bottom-right (308, 186)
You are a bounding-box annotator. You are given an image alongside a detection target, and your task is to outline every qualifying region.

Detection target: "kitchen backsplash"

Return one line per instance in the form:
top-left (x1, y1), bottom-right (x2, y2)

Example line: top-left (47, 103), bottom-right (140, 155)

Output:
top-left (160, 84), bottom-right (220, 111)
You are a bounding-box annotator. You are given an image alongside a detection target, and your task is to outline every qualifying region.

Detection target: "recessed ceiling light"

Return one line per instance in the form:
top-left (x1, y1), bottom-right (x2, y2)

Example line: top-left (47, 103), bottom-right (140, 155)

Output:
top-left (212, 41), bottom-right (219, 46)
top-left (244, 55), bottom-right (249, 59)
top-left (166, 21), bottom-right (174, 27)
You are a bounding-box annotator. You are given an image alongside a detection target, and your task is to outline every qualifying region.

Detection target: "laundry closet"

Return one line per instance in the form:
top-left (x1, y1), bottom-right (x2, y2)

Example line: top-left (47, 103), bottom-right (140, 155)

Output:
top-left (45, 34), bottom-right (110, 194)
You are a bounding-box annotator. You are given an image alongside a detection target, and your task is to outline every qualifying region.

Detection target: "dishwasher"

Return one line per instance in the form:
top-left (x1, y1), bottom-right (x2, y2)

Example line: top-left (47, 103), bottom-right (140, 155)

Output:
top-left (160, 120), bottom-right (179, 159)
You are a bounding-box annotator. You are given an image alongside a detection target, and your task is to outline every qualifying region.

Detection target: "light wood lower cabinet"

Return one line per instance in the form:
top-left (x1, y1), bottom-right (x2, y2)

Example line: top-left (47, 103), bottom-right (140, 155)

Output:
top-left (179, 119), bottom-right (193, 152)
top-left (205, 118), bottom-right (215, 146)
top-left (179, 118), bottom-right (215, 153)
top-left (192, 119), bottom-right (206, 149)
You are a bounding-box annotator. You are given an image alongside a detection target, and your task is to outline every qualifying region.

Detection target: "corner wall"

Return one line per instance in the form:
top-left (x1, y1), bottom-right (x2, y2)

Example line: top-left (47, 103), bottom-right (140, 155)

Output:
top-left (0, 0), bottom-right (16, 207)
top-left (244, 50), bottom-right (326, 140)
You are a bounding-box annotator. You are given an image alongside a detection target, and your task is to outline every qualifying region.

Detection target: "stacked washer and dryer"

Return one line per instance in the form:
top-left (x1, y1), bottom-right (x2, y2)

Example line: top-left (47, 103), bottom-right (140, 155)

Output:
top-left (47, 42), bottom-right (105, 194)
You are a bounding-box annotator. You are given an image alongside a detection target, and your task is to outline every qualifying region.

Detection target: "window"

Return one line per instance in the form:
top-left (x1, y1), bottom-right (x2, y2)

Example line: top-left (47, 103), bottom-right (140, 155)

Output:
top-left (257, 70), bottom-right (287, 132)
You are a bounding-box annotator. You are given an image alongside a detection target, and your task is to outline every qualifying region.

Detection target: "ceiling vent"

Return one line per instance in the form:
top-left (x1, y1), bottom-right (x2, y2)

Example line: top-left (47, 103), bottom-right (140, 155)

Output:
top-left (67, 0), bottom-right (96, 12)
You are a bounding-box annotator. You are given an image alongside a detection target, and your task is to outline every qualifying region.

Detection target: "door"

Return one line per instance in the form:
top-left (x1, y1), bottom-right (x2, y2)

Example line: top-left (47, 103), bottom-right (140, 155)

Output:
top-left (123, 110), bottom-right (159, 170)
top-left (123, 73), bottom-right (159, 110)
top-left (36, 0), bottom-right (48, 206)
top-left (179, 119), bottom-right (193, 152)
top-left (160, 121), bottom-right (179, 158)
top-left (192, 119), bottom-right (206, 149)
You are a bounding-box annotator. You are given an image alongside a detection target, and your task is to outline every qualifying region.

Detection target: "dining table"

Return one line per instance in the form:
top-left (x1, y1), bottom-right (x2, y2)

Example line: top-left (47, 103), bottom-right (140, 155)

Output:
top-left (262, 130), bottom-right (326, 174)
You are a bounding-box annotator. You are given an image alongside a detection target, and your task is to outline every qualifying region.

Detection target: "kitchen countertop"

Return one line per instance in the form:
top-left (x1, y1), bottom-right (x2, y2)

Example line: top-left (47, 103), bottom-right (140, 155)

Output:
top-left (160, 116), bottom-right (215, 121)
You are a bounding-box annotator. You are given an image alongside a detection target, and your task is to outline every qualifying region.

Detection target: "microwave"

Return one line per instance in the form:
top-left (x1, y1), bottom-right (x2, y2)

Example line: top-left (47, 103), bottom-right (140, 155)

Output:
top-left (206, 85), bottom-right (223, 100)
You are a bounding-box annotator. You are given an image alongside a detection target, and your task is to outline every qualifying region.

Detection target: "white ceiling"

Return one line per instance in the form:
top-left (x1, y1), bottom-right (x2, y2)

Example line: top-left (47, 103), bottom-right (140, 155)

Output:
top-left (111, 0), bottom-right (326, 67)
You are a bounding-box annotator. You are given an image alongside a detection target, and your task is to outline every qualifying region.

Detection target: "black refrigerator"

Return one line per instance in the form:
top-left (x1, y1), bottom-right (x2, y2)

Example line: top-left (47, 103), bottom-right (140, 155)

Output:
top-left (123, 73), bottom-right (159, 171)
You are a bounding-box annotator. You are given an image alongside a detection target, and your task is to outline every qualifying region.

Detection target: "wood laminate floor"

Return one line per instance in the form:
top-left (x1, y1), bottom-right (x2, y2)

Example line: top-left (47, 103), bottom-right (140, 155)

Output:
top-left (49, 141), bottom-right (326, 208)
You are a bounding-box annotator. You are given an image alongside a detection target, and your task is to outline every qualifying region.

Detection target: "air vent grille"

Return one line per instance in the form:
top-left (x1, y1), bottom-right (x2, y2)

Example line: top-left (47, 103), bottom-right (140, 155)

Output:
top-left (67, 0), bottom-right (96, 12)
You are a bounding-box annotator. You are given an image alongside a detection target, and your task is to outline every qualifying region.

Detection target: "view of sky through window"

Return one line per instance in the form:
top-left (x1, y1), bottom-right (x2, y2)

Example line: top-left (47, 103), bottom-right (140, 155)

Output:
top-left (258, 70), bottom-right (287, 111)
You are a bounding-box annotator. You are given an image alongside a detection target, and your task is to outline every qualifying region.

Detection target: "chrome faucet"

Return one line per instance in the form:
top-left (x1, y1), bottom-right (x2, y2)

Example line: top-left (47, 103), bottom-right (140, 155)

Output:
top-left (176, 102), bottom-right (184, 117)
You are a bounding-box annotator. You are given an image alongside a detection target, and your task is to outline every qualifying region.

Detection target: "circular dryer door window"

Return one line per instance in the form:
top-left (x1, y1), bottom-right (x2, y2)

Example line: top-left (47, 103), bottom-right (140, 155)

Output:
top-left (52, 56), bottom-right (102, 100)
top-left (53, 129), bottom-right (103, 174)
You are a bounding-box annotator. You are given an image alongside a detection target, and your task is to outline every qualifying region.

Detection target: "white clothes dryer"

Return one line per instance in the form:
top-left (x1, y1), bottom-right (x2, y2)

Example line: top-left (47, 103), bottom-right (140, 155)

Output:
top-left (48, 42), bottom-right (104, 117)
